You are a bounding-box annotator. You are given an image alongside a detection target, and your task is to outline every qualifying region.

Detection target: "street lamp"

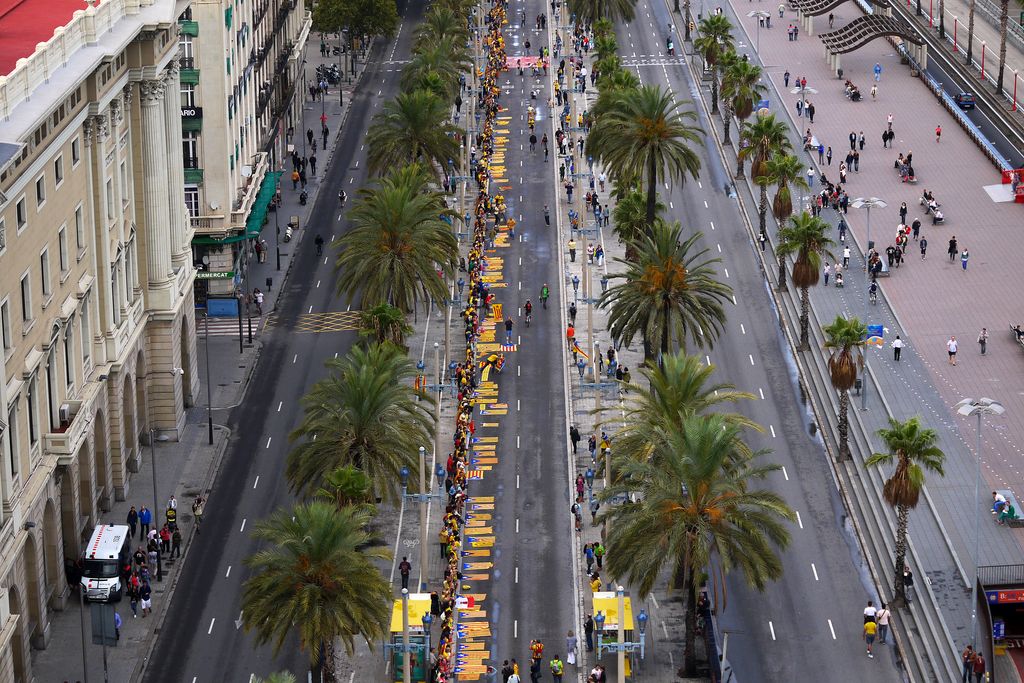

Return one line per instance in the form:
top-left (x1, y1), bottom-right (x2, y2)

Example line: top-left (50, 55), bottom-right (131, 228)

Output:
top-left (593, 589), bottom-right (649, 682)
top-left (790, 85), bottom-right (818, 119)
top-left (400, 447), bottom-right (448, 591)
top-left (747, 11), bottom-right (771, 53)
top-left (957, 397), bottom-right (1005, 648)
top-left (851, 197), bottom-right (887, 411)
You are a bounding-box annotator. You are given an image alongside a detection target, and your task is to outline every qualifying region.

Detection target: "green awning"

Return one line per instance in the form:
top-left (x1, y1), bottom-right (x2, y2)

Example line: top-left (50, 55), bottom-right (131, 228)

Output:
top-left (191, 170), bottom-right (282, 246)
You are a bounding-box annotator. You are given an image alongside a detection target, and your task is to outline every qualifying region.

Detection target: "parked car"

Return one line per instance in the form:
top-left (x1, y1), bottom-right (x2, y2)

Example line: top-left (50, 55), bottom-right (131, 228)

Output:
top-left (954, 92), bottom-right (976, 109)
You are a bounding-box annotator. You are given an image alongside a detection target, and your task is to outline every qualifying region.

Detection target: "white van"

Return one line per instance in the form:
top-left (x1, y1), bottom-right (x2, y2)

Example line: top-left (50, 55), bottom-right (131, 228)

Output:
top-left (81, 524), bottom-right (131, 602)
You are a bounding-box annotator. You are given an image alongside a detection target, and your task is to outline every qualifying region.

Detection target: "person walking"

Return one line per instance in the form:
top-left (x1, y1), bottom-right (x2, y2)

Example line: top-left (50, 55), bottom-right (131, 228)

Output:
top-left (171, 527), bottom-right (182, 558)
top-left (568, 302), bottom-right (578, 325)
top-left (948, 236), bottom-right (958, 262)
top-left (961, 249), bottom-right (969, 271)
top-left (904, 566), bottom-right (916, 601)
top-left (899, 202), bottom-right (908, 224)
top-left (566, 324), bottom-right (576, 351)
top-left (870, 83), bottom-right (877, 100)
top-left (892, 335), bottom-right (904, 361)
top-left (309, 153), bottom-right (317, 176)
top-left (972, 651), bottom-right (986, 683)
top-left (823, 262), bottom-right (832, 286)
top-left (807, 101), bottom-right (815, 123)
top-left (873, 62), bottom-right (882, 81)
top-left (920, 236), bottom-right (928, 259)
top-left (549, 654), bottom-right (564, 682)
top-left (947, 336), bottom-right (959, 365)
top-left (505, 317), bottom-right (514, 344)
top-left (584, 614), bottom-right (595, 652)
top-left (849, 131), bottom-right (857, 150)
top-left (962, 645), bottom-right (976, 683)
top-left (817, 143), bottom-right (825, 163)
top-left (864, 618), bottom-right (877, 658)
top-left (568, 238), bottom-right (577, 262)
top-left (978, 328), bottom-right (989, 355)
top-left (140, 580), bottom-right (152, 617)
top-left (842, 246), bottom-right (851, 268)
top-left (876, 603), bottom-right (891, 644)
top-left (566, 630), bottom-right (578, 667)
top-left (399, 556), bottom-right (412, 590)
top-left (569, 425), bottom-right (581, 453)
top-left (127, 506), bottom-right (138, 539)
top-left (544, 205), bottom-right (550, 225)
top-left (139, 505), bottom-right (152, 537)
top-left (784, 70), bottom-right (791, 87)
top-left (935, 124), bottom-right (942, 143)
top-left (529, 658), bottom-right (542, 683)
top-left (826, 146), bottom-right (833, 165)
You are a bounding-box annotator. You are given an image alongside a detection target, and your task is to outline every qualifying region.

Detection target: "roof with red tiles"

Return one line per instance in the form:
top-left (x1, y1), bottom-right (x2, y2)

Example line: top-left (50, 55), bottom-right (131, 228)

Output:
top-left (0, 0), bottom-right (101, 77)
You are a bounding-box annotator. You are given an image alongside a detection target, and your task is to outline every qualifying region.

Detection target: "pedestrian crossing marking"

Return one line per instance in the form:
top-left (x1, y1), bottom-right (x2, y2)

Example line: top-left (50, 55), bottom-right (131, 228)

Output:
top-left (264, 310), bottom-right (361, 333)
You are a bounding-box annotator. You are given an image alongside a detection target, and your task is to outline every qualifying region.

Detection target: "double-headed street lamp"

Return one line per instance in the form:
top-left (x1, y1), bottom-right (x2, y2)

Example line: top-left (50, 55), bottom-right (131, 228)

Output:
top-left (957, 397), bottom-right (1006, 649)
top-left (851, 197), bottom-right (887, 412)
top-left (400, 447), bottom-right (447, 591)
top-left (382, 588), bottom-right (434, 683)
top-left (747, 11), bottom-right (771, 53)
top-left (594, 586), bottom-right (649, 683)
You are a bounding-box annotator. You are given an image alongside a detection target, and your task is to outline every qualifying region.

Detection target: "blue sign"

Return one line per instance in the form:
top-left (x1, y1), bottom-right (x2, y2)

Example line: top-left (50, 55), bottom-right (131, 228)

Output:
top-left (994, 619), bottom-right (1006, 639)
top-left (866, 324), bottom-right (884, 346)
top-left (757, 99), bottom-right (770, 110)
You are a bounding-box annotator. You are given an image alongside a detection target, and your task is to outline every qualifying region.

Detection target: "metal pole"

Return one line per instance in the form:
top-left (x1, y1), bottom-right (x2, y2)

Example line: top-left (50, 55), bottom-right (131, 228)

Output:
top-left (149, 428), bottom-right (163, 582)
top-left (101, 624), bottom-right (109, 683)
top-left (418, 445), bottom-right (428, 592)
top-left (236, 294), bottom-right (243, 354)
top-left (245, 238), bottom-right (253, 344)
top-left (971, 410), bottom-right (981, 646)
top-left (79, 584), bottom-right (89, 683)
top-left (434, 342), bottom-right (443, 460)
top-left (274, 189), bottom-right (282, 271)
top-left (861, 205), bottom-right (871, 411)
top-left (617, 586), bottom-right (626, 683)
top-left (402, 588), bottom-right (411, 683)
top-left (204, 313), bottom-right (213, 445)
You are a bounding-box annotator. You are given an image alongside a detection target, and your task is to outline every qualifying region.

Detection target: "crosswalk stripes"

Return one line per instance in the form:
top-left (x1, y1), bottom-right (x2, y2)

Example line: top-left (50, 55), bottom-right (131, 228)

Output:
top-left (198, 316), bottom-right (252, 337)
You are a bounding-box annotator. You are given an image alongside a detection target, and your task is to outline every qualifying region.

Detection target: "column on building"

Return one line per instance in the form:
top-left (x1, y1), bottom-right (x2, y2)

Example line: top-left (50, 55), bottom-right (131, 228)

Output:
top-left (84, 114), bottom-right (117, 338)
top-left (161, 62), bottom-right (191, 269)
top-left (138, 78), bottom-right (175, 307)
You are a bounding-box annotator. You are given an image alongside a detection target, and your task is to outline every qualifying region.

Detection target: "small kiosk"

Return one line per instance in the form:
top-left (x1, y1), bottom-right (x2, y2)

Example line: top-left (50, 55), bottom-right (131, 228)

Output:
top-left (593, 588), bottom-right (649, 679)
top-left (385, 592), bottom-right (433, 682)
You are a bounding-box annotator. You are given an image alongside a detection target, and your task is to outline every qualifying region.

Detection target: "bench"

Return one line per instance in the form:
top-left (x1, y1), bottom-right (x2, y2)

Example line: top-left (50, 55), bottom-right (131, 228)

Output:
top-left (1010, 324), bottom-right (1024, 350)
top-left (995, 489), bottom-right (1024, 527)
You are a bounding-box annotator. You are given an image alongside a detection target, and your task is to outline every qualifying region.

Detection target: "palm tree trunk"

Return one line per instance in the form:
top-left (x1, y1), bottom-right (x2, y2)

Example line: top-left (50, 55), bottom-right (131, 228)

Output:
top-left (735, 152), bottom-right (745, 180)
top-left (966, 0), bottom-right (976, 62)
top-left (776, 254), bottom-right (788, 291)
top-left (722, 104), bottom-right (732, 146)
top-left (938, 0), bottom-right (946, 39)
top-left (661, 298), bottom-right (672, 358)
top-left (997, 0), bottom-right (1009, 92)
top-left (683, 566), bottom-right (699, 677)
top-left (758, 184), bottom-right (768, 236)
top-left (646, 154), bottom-right (659, 228)
top-left (711, 68), bottom-right (720, 114)
top-left (892, 503), bottom-right (911, 607)
top-left (799, 285), bottom-right (810, 350)
top-left (837, 390), bottom-right (851, 460)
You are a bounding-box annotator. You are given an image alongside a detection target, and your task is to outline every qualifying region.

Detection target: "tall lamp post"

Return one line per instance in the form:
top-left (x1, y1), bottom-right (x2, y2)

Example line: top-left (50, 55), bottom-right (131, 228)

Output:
top-left (957, 397), bottom-right (1005, 648)
top-left (790, 85), bottom-right (818, 120)
top-left (747, 11), bottom-right (771, 53)
top-left (851, 197), bottom-right (886, 411)
top-left (593, 595), bottom-right (649, 682)
top-left (400, 448), bottom-right (447, 591)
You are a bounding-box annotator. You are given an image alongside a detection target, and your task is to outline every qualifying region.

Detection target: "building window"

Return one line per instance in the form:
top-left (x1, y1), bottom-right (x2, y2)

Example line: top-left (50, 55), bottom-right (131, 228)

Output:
top-left (75, 204), bottom-right (85, 252)
top-left (0, 299), bottom-right (11, 351)
top-left (71, 137), bottom-right (81, 166)
top-left (35, 176), bottom-right (45, 208)
top-left (183, 131), bottom-right (199, 167)
top-left (0, 217), bottom-right (5, 251)
top-left (58, 225), bottom-right (69, 273)
top-left (111, 265), bottom-right (120, 325)
top-left (16, 196), bottom-right (27, 231)
top-left (40, 249), bottom-right (51, 296)
top-left (20, 273), bottom-right (31, 322)
top-left (120, 161), bottom-right (129, 206)
top-left (27, 375), bottom-right (38, 446)
top-left (181, 83), bottom-right (196, 108)
top-left (80, 294), bottom-right (92, 366)
top-left (54, 155), bottom-right (64, 187)
top-left (7, 403), bottom-right (18, 478)
top-left (184, 186), bottom-right (199, 217)
top-left (106, 179), bottom-right (114, 221)
top-left (126, 238), bottom-right (138, 299)
top-left (64, 323), bottom-right (75, 389)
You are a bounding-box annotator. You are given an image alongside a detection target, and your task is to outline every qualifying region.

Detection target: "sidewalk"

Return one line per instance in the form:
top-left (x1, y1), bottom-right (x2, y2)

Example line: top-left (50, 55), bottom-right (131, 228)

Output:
top-left (717, 0), bottom-right (1024, 672)
top-left (28, 31), bottom-right (374, 683)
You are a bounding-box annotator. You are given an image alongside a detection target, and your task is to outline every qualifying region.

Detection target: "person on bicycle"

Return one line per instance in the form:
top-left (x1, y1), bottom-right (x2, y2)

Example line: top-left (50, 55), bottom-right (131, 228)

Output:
top-left (524, 299), bottom-right (533, 324)
top-left (314, 234), bottom-right (325, 256)
top-left (869, 281), bottom-right (878, 303)
top-left (540, 284), bottom-right (550, 309)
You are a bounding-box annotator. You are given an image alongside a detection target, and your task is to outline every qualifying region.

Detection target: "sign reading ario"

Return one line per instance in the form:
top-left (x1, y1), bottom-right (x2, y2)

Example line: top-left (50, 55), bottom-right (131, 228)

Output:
top-left (181, 107), bottom-right (203, 119)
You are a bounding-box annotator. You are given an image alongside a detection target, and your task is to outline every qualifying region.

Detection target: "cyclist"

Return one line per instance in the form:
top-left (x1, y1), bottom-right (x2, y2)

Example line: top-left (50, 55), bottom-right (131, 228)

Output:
top-left (524, 300), bottom-right (533, 326)
top-left (540, 284), bottom-right (550, 309)
top-left (314, 234), bottom-right (325, 256)
top-left (869, 281), bottom-right (878, 304)
top-left (338, 189), bottom-right (347, 205)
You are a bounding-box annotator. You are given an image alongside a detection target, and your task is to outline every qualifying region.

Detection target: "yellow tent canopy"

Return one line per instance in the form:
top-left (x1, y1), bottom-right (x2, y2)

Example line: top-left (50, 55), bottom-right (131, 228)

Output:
top-left (592, 591), bottom-right (635, 632)
top-left (390, 593), bottom-right (432, 634)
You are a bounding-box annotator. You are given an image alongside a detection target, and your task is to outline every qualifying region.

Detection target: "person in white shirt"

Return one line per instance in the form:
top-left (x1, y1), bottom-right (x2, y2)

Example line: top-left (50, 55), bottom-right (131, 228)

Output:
top-left (892, 335), bottom-right (905, 361)
top-left (842, 246), bottom-right (851, 268)
top-left (864, 600), bottom-right (877, 623)
top-left (994, 491), bottom-right (1008, 515)
top-left (876, 603), bottom-right (891, 644)
top-left (947, 336), bottom-right (958, 365)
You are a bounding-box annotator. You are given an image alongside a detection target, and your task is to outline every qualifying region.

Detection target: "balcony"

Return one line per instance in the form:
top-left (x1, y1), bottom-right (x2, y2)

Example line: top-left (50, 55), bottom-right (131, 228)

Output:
top-left (43, 400), bottom-right (88, 464)
top-left (179, 20), bottom-right (199, 37)
top-left (189, 152), bottom-right (268, 235)
top-left (179, 56), bottom-right (195, 70)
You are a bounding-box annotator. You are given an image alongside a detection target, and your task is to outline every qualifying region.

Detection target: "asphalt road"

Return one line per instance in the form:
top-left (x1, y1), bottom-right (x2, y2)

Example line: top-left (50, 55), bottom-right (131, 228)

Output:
top-left (141, 3), bottom-right (422, 680)
top-left (468, 0), bottom-right (578, 671)
top-left (613, 1), bottom-right (906, 679)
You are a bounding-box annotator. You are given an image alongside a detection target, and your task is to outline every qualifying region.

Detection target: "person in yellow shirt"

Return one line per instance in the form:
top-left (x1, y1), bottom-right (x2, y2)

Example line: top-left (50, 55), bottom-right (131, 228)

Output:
top-left (863, 619), bottom-right (877, 658)
top-left (590, 574), bottom-right (602, 593)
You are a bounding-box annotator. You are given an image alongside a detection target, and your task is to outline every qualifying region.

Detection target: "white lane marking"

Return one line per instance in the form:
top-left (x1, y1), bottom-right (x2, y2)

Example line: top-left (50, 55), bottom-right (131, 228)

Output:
top-left (308, 305), bottom-right (313, 313)
top-left (517, 435), bottom-right (521, 448)
top-left (324, 257), bottom-right (328, 265)
top-left (517, 365), bottom-right (521, 377)
top-left (782, 466), bottom-right (789, 481)
top-left (732, 295), bottom-right (738, 305)
top-left (759, 387), bottom-right (765, 400)
top-left (253, 476), bottom-right (260, 489)
top-left (266, 437), bottom-right (272, 449)
top-left (724, 268), bottom-right (729, 278)
top-left (705, 355), bottom-right (711, 366)
top-left (698, 181), bottom-right (703, 189)
top-left (669, 201), bottom-right (674, 209)
top-left (208, 618), bottom-right (216, 635)
top-left (769, 621), bottom-right (776, 640)
top-left (292, 354), bottom-right (298, 364)
top-left (812, 563), bottom-right (819, 581)
top-left (651, 595), bottom-right (659, 609)
top-left (240, 519), bottom-right (247, 532)
top-left (514, 619), bottom-right (518, 638)
top-left (316, 280), bottom-right (321, 288)
top-left (662, 621), bottom-right (670, 639)
top-left (515, 566), bottom-right (519, 583)
top-left (516, 518), bottom-right (520, 533)
top-left (710, 221), bottom-right (715, 230)
top-left (517, 474), bottom-right (520, 489)
top-left (796, 511), bottom-right (803, 529)
top-left (740, 323), bottom-right (746, 334)
top-left (769, 425), bottom-right (776, 438)
top-left (517, 399), bottom-right (520, 411)
top-left (225, 565), bottom-right (231, 578)
top-left (277, 401), bottom-right (282, 412)
top-left (717, 243), bottom-right (722, 253)
top-left (828, 619), bottom-right (837, 640)
top-left (749, 354), bottom-right (755, 366)
top-left (704, 200), bottom-right (709, 208)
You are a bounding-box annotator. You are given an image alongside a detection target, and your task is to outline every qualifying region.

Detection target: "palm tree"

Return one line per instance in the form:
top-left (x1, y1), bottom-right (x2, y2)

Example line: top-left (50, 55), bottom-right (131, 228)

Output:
top-left (716, 51), bottom-right (740, 145)
top-left (693, 14), bottom-right (735, 114)
top-left (287, 343), bottom-right (434, 501)
top-left (593, 69), bottom-right (640, 105)
top-left (568, 0), bottom-right (637, 24)
top-left (723, 60), bottom-right (767, 174)
top-left (996, 0), bottom-right (1009, 92)
top-left (600, 220), bottom-right (733, 358)
top-left (242, 502), bottom-right (392, 683)
top-left (966, 0), bottom-right (977, 62)
top-left (737, 112), bottom-right (789, 188)
top-left (866, 417), bottom-right (945, 607)
top-left (600, 413), bottom-right (794, 677)
top-left (359, 302), bottom-right (414, 349)
top-left (403, 37), bottom-right (471, 101)
top-left (777, 213), bottom-right (835, 350)
top-left (613, 353), bottom-right (758, 467)
top-left (415, 7), bottom-right (468, 49)
top-left (335, 164), bottom-right (458, 314)
top-left (587, 84), bottom-right (702, 226)
top-left (823, 316), bottom-right (867, 460)
top-left (366, 90), bottom-right (459, 174)
top-left (759, 154), bottom-right (808, 237)
top-left (594, 34), bottom-right (619, 62)
top-left (611, 184), bottom-right (665, 251)
top-left (316, 465), bottom-right (374, 510)
top-left (253, 673), bottom-right (298, 683)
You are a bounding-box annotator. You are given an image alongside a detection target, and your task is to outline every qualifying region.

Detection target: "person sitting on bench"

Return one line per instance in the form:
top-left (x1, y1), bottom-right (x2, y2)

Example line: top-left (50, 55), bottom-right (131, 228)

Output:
top-left (993, 491), bottom-right (1008, 514)
top-left (932, 209), bottom-right (944, 224)
top-left (1015, 325), bottom-right (1024, 341)
top-left (999, 504), bottom-right (1017, 525)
